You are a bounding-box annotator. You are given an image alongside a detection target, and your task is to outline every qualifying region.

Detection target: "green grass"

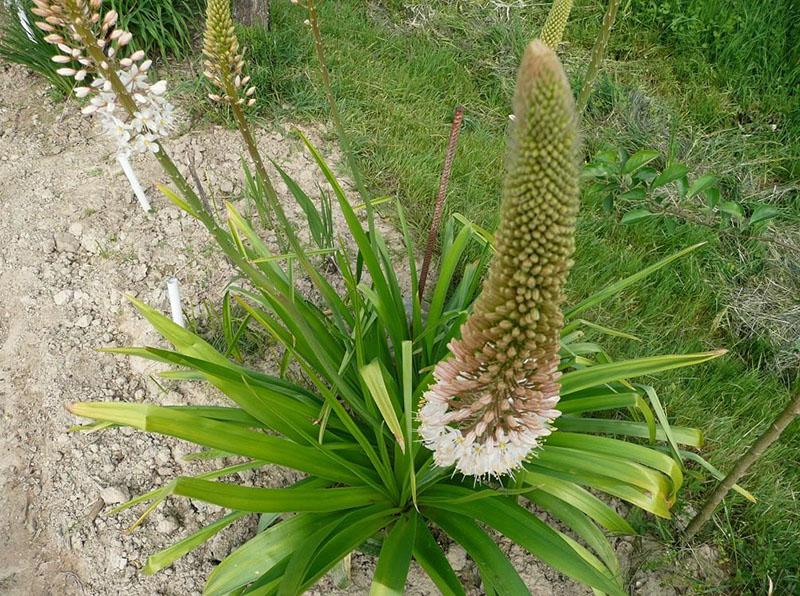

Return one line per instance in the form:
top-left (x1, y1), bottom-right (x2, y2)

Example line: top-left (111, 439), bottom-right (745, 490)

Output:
top-left (109, 0), bottom-right (206, 61)
top-left (228, 1), bottom-right (799, 591)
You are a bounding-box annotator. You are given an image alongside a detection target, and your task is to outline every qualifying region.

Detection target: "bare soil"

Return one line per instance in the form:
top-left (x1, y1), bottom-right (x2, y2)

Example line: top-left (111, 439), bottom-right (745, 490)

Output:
top-left (0, 63), bottom-right (725, 595)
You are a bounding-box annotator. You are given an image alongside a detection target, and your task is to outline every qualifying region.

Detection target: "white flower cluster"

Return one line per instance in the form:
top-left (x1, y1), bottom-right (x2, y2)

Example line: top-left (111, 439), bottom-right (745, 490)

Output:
top-left (418, 388), bottom-right (559, 478)
top-left (35, 2), bottom-right (175, 158)
top-left (76, 56), bottom-right (175, 157)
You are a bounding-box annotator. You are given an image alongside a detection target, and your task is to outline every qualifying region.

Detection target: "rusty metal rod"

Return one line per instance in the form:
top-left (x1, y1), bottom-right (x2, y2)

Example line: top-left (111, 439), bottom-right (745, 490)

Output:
top-left (418, 105), bottom-right (465, 302)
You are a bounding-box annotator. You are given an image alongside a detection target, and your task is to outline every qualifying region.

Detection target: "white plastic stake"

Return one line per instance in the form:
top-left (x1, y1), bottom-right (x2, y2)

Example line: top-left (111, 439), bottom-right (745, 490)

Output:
top-left (117, 153), bottom-right (152, 212)
top-left (166, 277), bottom-right (185, 328)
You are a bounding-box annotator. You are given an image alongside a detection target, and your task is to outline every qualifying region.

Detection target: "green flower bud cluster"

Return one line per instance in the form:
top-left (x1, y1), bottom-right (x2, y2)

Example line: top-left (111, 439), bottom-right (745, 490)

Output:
top-left (203, 0), bottom-right (255, 106)
top-left (541, 0), bottom-right (574, 49)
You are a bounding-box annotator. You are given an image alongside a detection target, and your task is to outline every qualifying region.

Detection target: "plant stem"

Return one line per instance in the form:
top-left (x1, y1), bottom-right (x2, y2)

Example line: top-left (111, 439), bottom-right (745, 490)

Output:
top-left (684, 391), bottom-right (800, 540)
top-left (224, 79), bottom-right (282, 242)
top-left (418, 105), bottom-right (464, 301)
top-left (305, 0), bottom-right (374, 238)
top-left (575, 0), bottom-right (619, 113)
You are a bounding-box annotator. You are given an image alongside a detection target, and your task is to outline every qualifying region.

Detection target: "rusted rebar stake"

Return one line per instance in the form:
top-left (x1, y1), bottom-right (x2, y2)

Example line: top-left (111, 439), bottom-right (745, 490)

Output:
top-left (418, 105), bottom-right (465, 302)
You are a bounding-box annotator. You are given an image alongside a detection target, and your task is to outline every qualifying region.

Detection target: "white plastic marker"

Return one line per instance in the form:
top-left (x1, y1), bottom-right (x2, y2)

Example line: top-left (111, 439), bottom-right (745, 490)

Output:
top-left (166, 277), bottom-right (185, 327)
top-left (117, 153), bottom-right (152, 212)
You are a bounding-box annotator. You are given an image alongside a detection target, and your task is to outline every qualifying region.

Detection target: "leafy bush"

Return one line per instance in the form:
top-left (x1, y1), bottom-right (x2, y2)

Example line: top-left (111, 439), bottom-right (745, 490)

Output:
top-left (583, 146), bottom-right (782, 240)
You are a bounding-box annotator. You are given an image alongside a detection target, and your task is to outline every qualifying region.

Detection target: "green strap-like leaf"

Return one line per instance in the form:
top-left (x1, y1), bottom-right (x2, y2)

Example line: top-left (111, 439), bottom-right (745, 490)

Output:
top-left (521, 470), bottom-right (634, 534)
top-left (555, 416), bottom-right (703, 447)
top-left (360, 359), bottom-right (406, 453)
top-left (560, 350), bottom-right (726, 395)
top-left (412, 518), bottom-right (466, 596)
top-left (68, 402), bottom-right (371, 485)
top-left (424, 486), bottom-right (624, 595)
top-left (171, 477), bottom-right (387, 513)
top-left (298, 506), bottom-right (399, 592)
top-left (425, 508), bottom-right (529, 596)
top-left (526, 464), bottom-right (671, 518)
top-left (546, 432), bottom-right (683, 496)
top-left (204, 512), bottom-right (338, 595)
top-left (565, 243), bottom-right (705, 319)
top-left (527, 491), bottom-right (621, 579)
top-left (144, 511), bottom-right (248, 575)
top-left (371, 512), bottom-right (418, 595)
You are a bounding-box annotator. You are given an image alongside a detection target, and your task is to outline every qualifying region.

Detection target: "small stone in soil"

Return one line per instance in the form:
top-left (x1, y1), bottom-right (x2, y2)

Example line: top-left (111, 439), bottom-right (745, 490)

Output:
top-left (54, 232), bottom-right (80, 253)
top-left (100, 486), bottom-right (129, 505)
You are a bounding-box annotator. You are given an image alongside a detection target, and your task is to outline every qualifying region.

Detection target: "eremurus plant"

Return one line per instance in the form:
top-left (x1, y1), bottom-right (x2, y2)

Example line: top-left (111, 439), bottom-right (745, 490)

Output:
top-left (41, 0), bottom-right (734, 593)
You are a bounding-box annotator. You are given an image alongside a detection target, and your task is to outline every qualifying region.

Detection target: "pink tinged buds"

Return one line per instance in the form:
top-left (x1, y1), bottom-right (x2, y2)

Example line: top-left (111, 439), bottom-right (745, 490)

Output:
top-left (130, 50), bottom-right (145, 61)
top-left (418, 40), bottom-right (579, 478)
top-left (56, 67), bottom-right (77, 76)
top-left (103, 10), bottom-right (118, 28)
top-left (52, 54), bottom-right (72, 63)
top-left (75, 87), bottom-right (91, 98)
top-left (118, 31), bottom-right (133, 46)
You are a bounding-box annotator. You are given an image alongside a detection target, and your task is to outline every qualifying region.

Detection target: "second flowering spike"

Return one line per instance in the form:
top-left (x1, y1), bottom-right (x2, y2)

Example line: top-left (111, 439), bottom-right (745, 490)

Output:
top-left (203, 0), bottom-right (256, 106)
top-left (419, 40), bottom-right (580, 478)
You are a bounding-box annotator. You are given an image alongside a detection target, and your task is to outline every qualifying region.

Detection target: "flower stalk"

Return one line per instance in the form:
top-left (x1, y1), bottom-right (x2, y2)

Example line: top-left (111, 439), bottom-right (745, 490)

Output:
top-left (419, 40), bottom-right (580, 477)
top-left (418, 105), bottom-right (464, 302)
top-left (203, 0), bottom-right (282, 237)
top-left (294, 0), bottom-right (375, 239)
top-left (575, 0), bottom-right (620, 113)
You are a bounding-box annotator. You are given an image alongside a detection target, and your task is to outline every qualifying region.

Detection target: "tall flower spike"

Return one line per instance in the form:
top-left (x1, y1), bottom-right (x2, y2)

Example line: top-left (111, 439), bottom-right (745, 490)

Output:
top-left (203, 0), bottom-right (256, 106)
top-left (419, 40), bottom-right (579, 478)
top-left (540, 0), bottom-right (574, 49)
